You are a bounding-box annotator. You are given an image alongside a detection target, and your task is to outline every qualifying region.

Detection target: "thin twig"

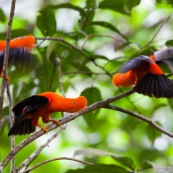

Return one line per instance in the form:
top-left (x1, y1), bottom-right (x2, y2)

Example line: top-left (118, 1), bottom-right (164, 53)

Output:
top-left (0, 0), bottom-right (16, 123)
top-left (63, 71), bottom-right (107, 75)
top-left (35, 37), bottom-right (112, 77)
top-left (6, 82), bottom-right (15, 173)
top-left (16, 58), bottom-right (67, 172)
top-left (22, 157), bottom-right (92, 173)
top-left (0, 90), bottom-right (133, 171)
top-left (143, 15), bottom-right (171, 48)
top-left (16, 129), bottom-right (64, 172)
top-left (80, 34), bottom-right (126, 50)
top-left (0, 0), bottom-right (16, 172)
top-left (106, 105), bottom-right (173, 137)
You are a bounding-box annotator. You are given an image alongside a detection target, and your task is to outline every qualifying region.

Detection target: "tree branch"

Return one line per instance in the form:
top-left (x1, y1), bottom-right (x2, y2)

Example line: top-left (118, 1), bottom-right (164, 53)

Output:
top-left (143, 15), bottom-right (171, 48)
top-left (0, 0), bottom-right (16, 123)
top-left (6, 82), bottom-right (15, 173)
top-left (16, 58), bottom-right (68, 172)
top-left (22, 157), bottom-right (92, 173)
top-left (0, 0), bottom-right (16, 172)
top-left (0, 90), bottom-right (133, 170)
top-left (16, 129), bottom-right (64, 172)
top-left (35, 37), bottom-right (112, 77)
top-left (106, 104), bottom-right (173, 137)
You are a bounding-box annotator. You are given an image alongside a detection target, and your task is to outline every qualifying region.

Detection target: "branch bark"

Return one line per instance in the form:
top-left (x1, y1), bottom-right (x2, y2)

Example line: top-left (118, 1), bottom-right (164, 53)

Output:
top-left (106, 105), bottom-right (173, 137)
top-left (16, 129), bottom-right (64, 172)
top-left (35, 37), bottom-right (112, 76)
top-left (0, 0), bottom-right (16, 123)
top-left (0, 90), bottom-right (133, 171)
top-left (22, 157), bottom-right (92, 173)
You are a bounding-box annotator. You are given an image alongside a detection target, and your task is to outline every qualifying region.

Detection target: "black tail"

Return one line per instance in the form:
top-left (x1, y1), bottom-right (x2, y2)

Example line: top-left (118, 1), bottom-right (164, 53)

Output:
top-left (8, 119), bottom-right (36, 136)
top-left (133, 73), bottom-right (173, 98)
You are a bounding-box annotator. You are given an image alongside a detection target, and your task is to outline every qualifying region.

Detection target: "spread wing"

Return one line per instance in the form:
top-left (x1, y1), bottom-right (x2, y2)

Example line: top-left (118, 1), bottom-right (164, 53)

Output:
top-left (8, 95), bottom-right (49, 136)
top-left (120, 55), bottom-right (154, 73)
top-left (13, 95), bottom-right (49, 121)
top-left (0, 48), bottom-right (31, 70)
top-left (133, 73), bottom-right (173, 98)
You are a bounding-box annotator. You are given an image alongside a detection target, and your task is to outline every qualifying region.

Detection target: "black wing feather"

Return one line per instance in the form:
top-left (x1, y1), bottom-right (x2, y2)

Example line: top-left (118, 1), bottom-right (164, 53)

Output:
top-left (8, 119), bottom-right (35, 136)
top-left (120, 55), bottom-right (154, 73)
top-left (0, 48), bottom-right (31, 70)
top-left (8, 95), bottom-right (49, 136)
top-left (133, 73), bottom-right (173, 98)
top-left (13, 95), bottom-right (49, 121)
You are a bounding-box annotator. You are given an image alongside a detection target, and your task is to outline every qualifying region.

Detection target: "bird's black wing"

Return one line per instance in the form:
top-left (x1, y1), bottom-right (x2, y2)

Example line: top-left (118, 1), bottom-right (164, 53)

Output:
top-left (0, 48), bottom-right (32, 71)
top-left (133, 73), bottom-right (173, 98)
top-left (120, 55), bottom-right (154, 73)
top-left (13, 95), bottom-right (49, 121)
top-left (8, 95), bottom-right (49, 136)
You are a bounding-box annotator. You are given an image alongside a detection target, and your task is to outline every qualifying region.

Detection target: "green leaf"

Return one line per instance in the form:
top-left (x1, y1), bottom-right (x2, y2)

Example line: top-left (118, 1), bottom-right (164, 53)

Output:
top-left (156, 0), bottom-right (173, 6)
top-left (66, 164), bottom-right (129, 173)
top-left (36, 7), bottom-right (56, 36)
top-left (87, 21), bottom-right (128, 40)
top-left (74, 148), bottom-right (136, 171)
top-left (166, 40), bottom-right (173, 46)
top-left (124, 0), bottom-right (141, 13)
top-left (81, 87), bottom-right (102, 127)
top-left (50, 3), bottom-right (84, 14)
top-left (99, 0), bottom-right (129, 15)
top-left (111, 156), bottom-right (136, 170)
top-left (0, 8), bottom-right (6, 22)
top-left (147, 123), bottom-right (162, 144)
top-left (79, 0), bottom-right (96, 30)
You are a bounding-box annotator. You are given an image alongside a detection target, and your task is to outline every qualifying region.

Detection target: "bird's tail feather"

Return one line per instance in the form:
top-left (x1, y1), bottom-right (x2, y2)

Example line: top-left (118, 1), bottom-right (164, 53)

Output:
top-left (133, 73), bottom-right (173, 98)
top-left (8, 119), bottom-right (35, 136)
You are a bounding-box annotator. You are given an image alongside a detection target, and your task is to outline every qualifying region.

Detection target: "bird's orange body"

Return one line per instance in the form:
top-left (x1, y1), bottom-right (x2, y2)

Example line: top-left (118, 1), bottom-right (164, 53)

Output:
top-left (112, 55), bottom-right (173, 98)
top-left (113, 57), bottom-right (163, 87)
top-left (0, 35), bottom-right (35, 51)
top-left (0, 35), bottom-right (35, 78)
top-left (8, 92), bottom-right (87, 135)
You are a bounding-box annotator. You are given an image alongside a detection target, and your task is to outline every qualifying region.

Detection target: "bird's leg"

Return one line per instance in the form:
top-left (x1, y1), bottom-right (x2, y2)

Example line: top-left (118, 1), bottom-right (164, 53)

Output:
top-left (42, 115), bottom-right (62, 126)
top-left (49, 119), bottom-right (62, 126)
top-left (36, 123), bottom-right (49, 133)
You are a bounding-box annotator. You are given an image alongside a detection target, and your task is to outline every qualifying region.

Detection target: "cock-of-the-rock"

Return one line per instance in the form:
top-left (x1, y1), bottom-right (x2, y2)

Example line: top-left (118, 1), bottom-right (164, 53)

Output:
top-left (8, 92), bottom-right (87, 136)
top-left (0, 35), bottom-right (35, 79)
top-left (112, 51), bottom-right (173, 98)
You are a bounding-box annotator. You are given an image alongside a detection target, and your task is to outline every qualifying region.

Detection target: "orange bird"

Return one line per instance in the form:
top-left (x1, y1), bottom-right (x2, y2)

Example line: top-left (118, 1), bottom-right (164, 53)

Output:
top-left (112, 55), bottom-right (173, 98)
top-left (0, 35), bottom-right (35, 78)
top-left (8, 92), bottom-right (87, 135)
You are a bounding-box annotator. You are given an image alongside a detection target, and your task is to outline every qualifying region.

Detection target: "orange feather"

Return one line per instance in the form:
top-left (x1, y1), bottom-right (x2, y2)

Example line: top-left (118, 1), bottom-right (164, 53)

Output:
top-left (112, 55), bottom-right (173, 98)
top-left (0, 35), bottom-right (35, 78)
top-left (8, 92), bottom-right (87, 135)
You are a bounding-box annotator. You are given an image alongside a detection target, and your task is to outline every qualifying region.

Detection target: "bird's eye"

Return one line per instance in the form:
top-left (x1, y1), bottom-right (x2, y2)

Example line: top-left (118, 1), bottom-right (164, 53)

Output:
top-left (72, 101), bottom-right (75, 105)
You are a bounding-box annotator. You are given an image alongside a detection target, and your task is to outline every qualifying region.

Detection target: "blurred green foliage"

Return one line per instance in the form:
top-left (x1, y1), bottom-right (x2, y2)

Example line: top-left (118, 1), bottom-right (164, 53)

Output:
top-left (0, 0), bottom-right (173, 173)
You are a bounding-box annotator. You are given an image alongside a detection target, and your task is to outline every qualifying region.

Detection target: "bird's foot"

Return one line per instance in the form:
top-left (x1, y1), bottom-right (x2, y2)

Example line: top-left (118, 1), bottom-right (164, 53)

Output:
top-left (49, 119), bottom-right (62, 126)
top-left (37, 124), bottom-right (49, 134)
